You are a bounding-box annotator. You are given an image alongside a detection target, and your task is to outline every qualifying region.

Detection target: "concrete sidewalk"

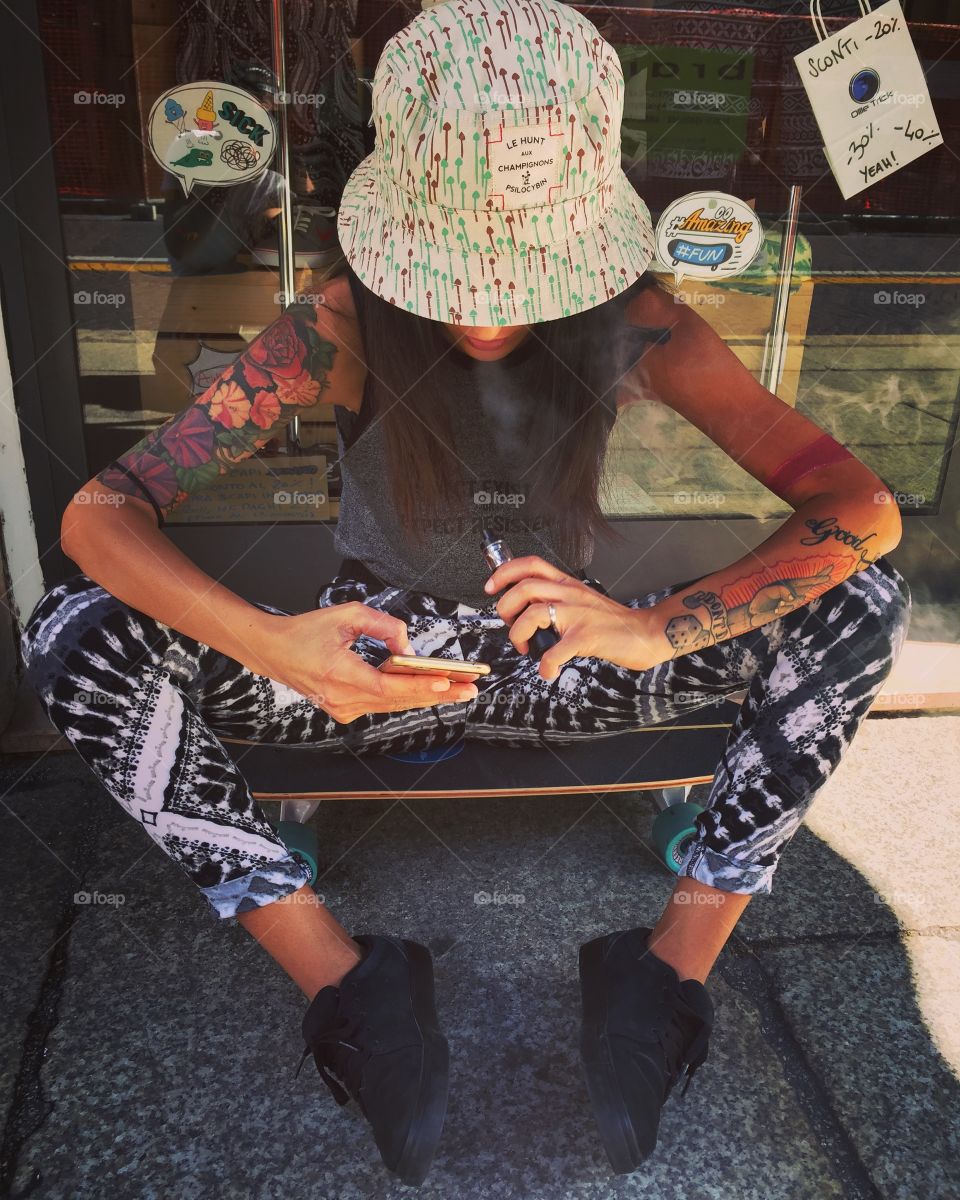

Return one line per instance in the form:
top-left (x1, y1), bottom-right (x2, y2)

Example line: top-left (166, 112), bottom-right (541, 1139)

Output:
top-left (2, 714), bottom-right (958, 1200)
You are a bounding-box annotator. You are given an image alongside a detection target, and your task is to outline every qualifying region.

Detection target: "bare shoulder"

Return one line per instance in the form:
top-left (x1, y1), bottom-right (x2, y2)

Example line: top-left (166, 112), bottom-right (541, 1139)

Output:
top-left (616, 275), bottom-right (684, 410)
top-left (623, 273), bottom-right (726, 368)
top-left (624, 274), bottom-right (680, 332)
top-left (309, 270), bottom-right (359, 346)
top-left (315, 270), bottom-right (357, 322)
top-left (617, 272), bottom-right (744, 415)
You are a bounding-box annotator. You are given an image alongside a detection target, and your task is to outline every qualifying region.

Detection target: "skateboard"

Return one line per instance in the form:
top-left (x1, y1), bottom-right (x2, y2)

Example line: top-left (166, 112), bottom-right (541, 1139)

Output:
top-left (221, 698), bottom-right (737, 885)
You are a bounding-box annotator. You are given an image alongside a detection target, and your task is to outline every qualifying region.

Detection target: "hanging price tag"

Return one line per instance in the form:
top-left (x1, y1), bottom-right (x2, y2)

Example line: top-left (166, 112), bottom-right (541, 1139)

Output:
top-left (793, 0), bottom-right (942, 199)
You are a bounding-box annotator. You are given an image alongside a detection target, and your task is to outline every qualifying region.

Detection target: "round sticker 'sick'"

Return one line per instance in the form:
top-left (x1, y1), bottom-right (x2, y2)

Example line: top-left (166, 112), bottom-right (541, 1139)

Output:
top-left (148, 81), bottom-right (277, 197)
top-left (654, 191), bottom-right (764, 285)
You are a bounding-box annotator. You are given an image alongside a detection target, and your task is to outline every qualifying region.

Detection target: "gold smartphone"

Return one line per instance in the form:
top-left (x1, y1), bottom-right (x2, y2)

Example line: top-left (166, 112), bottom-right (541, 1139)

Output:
top-left (379, 654), bottom-right (491, 680)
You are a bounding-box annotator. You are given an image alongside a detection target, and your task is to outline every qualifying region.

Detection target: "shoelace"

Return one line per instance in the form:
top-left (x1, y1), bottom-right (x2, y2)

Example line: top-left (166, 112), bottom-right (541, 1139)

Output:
top-left (677, 1018), bottom-right (711, 1098)
top-left (658, 986), bottom-right (711, 1101)
top-left (292, 204), bottom-right (336, 234)
top-left (295, 1013), bottom-right (370, 1108)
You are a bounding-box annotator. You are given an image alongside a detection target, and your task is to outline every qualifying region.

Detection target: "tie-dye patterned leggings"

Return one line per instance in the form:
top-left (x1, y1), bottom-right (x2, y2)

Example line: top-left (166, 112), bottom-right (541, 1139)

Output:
top-left (20, 556), bottom-right (911, 919)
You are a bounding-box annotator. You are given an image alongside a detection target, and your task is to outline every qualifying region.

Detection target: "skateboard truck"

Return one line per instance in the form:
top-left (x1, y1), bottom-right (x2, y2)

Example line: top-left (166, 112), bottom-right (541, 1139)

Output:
top-left (276, 798), bottom-right (323, 884)
top-left (652, 786), bottom-right (705, 874)
top-left (275, 785), bottom-right (707, 887)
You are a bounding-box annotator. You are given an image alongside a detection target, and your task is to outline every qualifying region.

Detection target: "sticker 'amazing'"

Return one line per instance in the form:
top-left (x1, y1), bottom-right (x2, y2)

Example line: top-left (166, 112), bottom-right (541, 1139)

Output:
top-left (654, 191), bottom-right (764, 284)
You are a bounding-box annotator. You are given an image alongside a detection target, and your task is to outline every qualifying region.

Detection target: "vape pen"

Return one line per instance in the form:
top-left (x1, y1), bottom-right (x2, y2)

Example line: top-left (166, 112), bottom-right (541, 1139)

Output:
top-left (481, 528), bottom-right (560, 661)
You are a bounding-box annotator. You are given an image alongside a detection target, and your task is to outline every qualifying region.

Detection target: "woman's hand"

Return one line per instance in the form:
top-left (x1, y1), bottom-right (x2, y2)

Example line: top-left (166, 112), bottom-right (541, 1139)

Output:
top-left (251, 603), bottom-right (479, 724)
top-left (485, 556), bottom-right (668, 680)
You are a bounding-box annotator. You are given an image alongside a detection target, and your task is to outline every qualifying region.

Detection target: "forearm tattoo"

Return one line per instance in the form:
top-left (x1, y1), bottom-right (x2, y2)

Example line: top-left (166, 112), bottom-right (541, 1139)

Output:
top-left (663, 511), bottom-right (883, 657)
top-left (798, 514), bottom-right (880, 569)
top-left (95, 302), bottom-right (337, 524)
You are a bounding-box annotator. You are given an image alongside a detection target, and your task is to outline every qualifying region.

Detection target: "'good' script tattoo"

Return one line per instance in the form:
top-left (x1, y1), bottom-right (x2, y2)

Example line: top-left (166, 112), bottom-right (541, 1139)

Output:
top-left (800, 515), bottom-right (880, 569)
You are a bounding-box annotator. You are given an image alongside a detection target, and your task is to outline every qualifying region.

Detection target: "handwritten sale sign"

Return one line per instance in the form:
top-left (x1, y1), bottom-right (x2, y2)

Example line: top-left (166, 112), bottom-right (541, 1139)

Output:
top-left (793, 0), bottom-right (942, 199)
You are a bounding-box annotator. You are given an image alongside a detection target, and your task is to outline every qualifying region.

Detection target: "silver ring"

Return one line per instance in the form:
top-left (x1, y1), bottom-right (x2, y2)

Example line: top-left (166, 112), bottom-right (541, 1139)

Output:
top-left (547, 602), bottom-right (559, 630)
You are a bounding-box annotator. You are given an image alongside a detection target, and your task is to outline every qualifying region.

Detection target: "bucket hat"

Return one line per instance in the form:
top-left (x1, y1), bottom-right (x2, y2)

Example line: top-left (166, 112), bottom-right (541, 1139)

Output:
top-left (336, 0), bottom-right (656, 326)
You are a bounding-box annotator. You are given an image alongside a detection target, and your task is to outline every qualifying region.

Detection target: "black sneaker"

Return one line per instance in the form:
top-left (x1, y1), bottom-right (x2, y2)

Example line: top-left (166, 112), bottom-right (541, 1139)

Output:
top-left (579, 926), bottom-right (714, 1172)
top-left (296, 934), bottom-right (449, 1186)
top-left (252, 202), bottom-right (340, 268)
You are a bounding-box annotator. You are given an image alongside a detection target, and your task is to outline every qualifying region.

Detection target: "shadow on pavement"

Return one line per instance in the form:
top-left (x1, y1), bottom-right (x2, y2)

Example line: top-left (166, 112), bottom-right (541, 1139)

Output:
top-left (1, 751), bottom-right (958, 1200)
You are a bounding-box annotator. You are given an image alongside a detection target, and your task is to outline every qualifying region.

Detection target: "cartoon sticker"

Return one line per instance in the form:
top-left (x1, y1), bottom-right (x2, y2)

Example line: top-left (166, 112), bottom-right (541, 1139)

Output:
top-left (147, 81), bottom-right (277, 197)
top-left (653, 191), bottom-right (764, 284)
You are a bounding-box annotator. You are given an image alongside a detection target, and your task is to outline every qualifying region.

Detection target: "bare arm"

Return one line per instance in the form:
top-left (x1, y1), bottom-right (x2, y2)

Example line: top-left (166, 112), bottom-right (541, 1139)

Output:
top-left (65, 479), bottom-right (287, 675)
top-left (63, 295), bottom-right (349, 671)
top-left (487, 289), bottom-right (902, 679)
top-left (639, 492), bottom-right (899, 661)
top-left (619, 289), bottom-right (902, 656)
top-left (61, 286), bottom-right (477, 719)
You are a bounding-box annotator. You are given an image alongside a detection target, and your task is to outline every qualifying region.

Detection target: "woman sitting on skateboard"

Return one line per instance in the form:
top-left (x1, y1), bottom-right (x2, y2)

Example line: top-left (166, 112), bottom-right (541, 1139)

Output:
top-left (21, 0), bottom-right (911, 1186)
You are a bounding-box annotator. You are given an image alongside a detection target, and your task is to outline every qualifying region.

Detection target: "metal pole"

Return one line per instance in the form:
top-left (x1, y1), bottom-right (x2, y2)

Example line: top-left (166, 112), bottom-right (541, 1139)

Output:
top-left (268, 0), bottom-right (301, 446)
top-left (761, 184), bottom-right (802, 398)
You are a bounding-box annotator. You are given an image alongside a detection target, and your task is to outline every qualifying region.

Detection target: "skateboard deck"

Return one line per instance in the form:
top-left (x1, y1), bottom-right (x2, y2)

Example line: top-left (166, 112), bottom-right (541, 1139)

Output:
top-left (221, 700), bottom-right (736, 800)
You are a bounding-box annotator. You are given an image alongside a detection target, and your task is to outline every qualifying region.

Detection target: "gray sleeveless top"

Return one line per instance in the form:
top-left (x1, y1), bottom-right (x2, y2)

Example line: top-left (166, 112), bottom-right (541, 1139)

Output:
top-left (334, 270), bottom-right (664, 608)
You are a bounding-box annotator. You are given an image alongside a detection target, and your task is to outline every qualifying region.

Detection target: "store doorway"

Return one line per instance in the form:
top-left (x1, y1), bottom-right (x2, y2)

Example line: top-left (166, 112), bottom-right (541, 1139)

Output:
top-left (2, 0), bottom-right (958, 631)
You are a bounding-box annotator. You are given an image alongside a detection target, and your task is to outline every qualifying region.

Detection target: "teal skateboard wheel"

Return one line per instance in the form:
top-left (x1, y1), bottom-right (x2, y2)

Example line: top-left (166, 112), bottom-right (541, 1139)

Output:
top-left (652, 802), bottom-right (704, 874)
top-left (277, 820), bottom-right (320, 886)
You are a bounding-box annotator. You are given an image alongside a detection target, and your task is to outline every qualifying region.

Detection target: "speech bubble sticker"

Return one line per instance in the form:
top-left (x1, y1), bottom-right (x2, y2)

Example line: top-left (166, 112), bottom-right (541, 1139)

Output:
top-left (147, 81), bottom-right (277, 197)
top-left (653, 191), bottom-right (764, 286)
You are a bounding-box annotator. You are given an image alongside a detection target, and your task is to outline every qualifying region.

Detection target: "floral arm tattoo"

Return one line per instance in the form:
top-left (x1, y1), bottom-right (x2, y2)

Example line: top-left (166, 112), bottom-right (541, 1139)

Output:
top-left (95, 303), bottom-right (337, 524)
top-left (656, 507), bottom-right (892, 659)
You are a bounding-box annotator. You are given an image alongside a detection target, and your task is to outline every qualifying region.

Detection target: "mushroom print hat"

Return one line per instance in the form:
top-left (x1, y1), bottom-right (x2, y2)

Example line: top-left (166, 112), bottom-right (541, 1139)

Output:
top-left (336, 0), bottom-right (657, 326)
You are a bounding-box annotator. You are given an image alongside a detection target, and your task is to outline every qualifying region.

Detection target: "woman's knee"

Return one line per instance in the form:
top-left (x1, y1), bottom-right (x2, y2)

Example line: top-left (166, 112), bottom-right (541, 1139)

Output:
top-left (20, 573), bottom-right (132, 697)
top-left (859, 554), bottom-right (911, 642)
top-left (821, 554), bottom-right (911, 662)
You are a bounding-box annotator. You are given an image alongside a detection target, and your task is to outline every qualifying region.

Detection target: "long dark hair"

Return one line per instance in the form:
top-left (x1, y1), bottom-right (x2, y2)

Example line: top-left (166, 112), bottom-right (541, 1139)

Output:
top-left (338, 261), bottom-right (675, 566)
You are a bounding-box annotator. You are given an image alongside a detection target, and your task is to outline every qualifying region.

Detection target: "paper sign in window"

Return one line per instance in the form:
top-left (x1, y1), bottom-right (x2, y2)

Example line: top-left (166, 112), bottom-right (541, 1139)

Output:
top-left (793, 0), bottom-right (942, 199)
